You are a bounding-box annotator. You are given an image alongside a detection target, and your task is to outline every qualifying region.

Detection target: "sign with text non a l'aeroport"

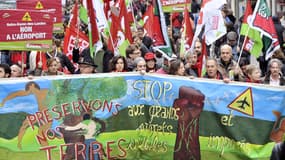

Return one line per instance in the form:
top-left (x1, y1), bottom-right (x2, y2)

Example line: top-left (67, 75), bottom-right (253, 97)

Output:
top-left (0, 9), bottom-right (53, 51)
top-left (17, 0), bottom-right (63, 33)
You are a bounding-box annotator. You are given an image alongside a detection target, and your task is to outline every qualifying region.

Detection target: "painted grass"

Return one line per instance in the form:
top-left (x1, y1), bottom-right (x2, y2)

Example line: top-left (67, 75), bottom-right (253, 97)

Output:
top-left (0, 128), bottom-right (274, 160)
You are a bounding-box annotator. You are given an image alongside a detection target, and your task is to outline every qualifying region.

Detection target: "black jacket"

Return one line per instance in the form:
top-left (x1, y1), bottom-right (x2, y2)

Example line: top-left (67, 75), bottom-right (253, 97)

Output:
top-left (263, 73), bottom-right (285, 86)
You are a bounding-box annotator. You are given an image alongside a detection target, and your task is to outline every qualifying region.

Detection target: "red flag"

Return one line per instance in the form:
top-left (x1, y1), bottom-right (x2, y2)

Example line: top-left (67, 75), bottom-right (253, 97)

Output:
top-left (126, 1), bottom-right (135, 24)
top-left (70, 0), bottom-right (78, 28)
top-left (141, 0), bottom-right (172, 58)
top-left (108, 0), bottom-right (133, 53)
top-left (183, 6), bottom-right (194, 51)
top-left (103, 0), bottom-right (110, 19)
top-left (120, 0), bottom-right (133, 43)
top-left (87, 0), bottom-right (99, 45)
top-left (63, 27), bottom-right (89, 60)
top-left (108, 6), bottom-right (123, 53)
top-left (142, 0), bottom-right (165, 46)
top-left (63, 0), bottom-right (89, 60)
top-left (143, 4), bottom-right (154, 37)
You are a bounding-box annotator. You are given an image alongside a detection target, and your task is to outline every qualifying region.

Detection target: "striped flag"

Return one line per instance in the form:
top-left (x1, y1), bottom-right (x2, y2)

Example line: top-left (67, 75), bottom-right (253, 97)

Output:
top-left (180, 6), bottom-right (194, 58)
top-left (86, 0), bottom-right (100, 56)
top-left (108, 0), bottom-right (133, 56)
top-left (240, 0), bottom-right (263, 57)
top-left (250, 0), bottom-right (280, 60)
top-left (63, 1), bottom-right (89, 60)
top-left (191, 0), bottom-right (227, 49)
top-left (142, 0), bottom-right (173, 59)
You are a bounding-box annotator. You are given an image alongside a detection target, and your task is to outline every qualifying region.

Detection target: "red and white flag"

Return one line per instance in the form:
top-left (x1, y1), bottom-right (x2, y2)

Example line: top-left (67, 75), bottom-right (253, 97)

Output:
top-left (63, 1), bottom-right (89, 60)
top-left (142, 0), bottom-right (172, 59)
top-left (250, 0), bottom-right (280, 60)
top-left (191, 0), bottom-right (227, 48)
top-left (108, 0), bottom-right (133, 55)
top-left (180, 6), bottom-right (194, 58)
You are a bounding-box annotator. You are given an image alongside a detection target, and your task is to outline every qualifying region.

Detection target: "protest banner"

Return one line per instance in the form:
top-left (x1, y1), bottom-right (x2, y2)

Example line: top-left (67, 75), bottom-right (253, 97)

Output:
top-left (0, 73), bottom-right (284, 160)
top-left (160, 0), bottom-right (191, 12)
top-left (0, 9), bottom-right (53, 51)
top-left (17, 0), bottom-right (63, 33)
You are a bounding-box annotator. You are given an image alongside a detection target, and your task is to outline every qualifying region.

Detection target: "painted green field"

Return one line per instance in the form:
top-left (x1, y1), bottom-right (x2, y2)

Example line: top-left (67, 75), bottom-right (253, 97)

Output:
top-left (0, 127), bottom-right (274, 160)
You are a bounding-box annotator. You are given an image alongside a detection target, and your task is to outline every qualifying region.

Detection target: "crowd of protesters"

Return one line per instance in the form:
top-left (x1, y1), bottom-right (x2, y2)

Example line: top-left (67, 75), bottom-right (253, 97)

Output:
top-left (0, 0), bottom-right (284, 87)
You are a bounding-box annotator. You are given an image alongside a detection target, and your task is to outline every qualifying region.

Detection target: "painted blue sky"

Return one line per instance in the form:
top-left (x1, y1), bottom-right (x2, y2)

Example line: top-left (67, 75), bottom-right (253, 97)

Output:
top-left (0, 74), bottom-right (284, 123)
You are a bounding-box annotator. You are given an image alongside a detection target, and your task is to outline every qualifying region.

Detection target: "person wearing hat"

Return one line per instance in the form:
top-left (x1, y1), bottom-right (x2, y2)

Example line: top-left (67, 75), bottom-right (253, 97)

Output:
top-left (144, 52), bottom-right (157, 73)
top-left (75, 56), bottom-right (98, 74)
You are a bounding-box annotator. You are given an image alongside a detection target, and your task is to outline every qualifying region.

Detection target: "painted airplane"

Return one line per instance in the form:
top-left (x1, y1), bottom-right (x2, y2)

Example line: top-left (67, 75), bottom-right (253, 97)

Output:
top-left (236, 97), bottom-right (250, 110)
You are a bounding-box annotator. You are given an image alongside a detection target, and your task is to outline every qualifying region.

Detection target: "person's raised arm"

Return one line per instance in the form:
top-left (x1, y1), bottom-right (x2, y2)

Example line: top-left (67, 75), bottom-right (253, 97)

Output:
top-left (0, 90), bottom-right (29, 107)
top-left (72, 42), bottom-right (80, 63)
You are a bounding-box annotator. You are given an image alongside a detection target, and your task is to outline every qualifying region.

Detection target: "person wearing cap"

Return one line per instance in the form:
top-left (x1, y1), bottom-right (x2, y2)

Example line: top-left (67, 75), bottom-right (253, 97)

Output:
top-left (75, 56), bottom-right (98, 74)
top-left (144, 52), bottom-right (157, 73)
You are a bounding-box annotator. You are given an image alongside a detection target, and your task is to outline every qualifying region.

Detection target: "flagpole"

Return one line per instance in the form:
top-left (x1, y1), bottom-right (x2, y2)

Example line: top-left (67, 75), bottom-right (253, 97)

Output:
top-left (21, 51), bottom-right (24, 76)
top-left (237, 25), bottom-right (250, 66)
top-left (76, 1), bottom-right (80, 41)
top-left (129, 0), bottom-right (137, 31)
top-left (237, 28), bottom-right (241, 51)
top-left (106, 23), bottom-right (116, 55)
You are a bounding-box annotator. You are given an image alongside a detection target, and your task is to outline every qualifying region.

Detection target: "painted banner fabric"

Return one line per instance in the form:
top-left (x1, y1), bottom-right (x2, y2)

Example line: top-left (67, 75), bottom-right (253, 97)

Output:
top-left (17, 0), bottom-right (63, 33)
top-left (0, 9), bottom-right (53, 51)
top-left (0, 73), bottom-right (284, 160)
